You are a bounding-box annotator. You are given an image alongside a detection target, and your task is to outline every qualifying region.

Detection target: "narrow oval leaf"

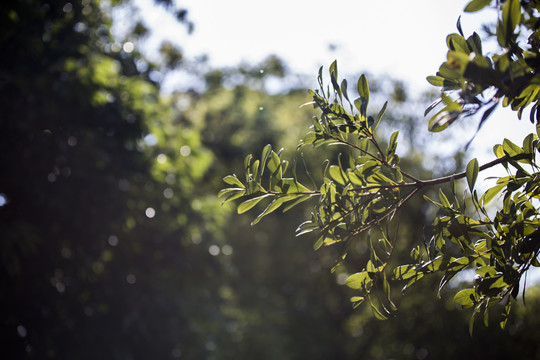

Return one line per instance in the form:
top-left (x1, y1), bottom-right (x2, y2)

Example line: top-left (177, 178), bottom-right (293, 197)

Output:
top-left (223, 175), bottom-right (245, 188)
top-left (345, 272), bottom-right (369, 289)
top-left (371, 303), bottom-right (388, 320)
top-left (466, 158), bottom-right (479, 192)
top-left (428, 109), bottom-right (460, 132)
top-left (283, 194), bottom-right (313, 213)
top-left (259, 144), bottom-right (273, 178)
top-left (464, 0), bottom-right (491, 13)
top-left (438, 189), bottom-right (452, 208)
top-left (251, 195), bottom-right (293, 225)
top-left (357, 74), bottom-right (369, 105)
top-left (237, 194), bottom-right (272, 214)
top-left (481, 183), bottom-right (506, 205)
top-left (328, 165), bottom-right (348, 186)
top-left (374, 101), bottom-right (387, 131)
top-left (267, 151), bottom-right (283, 180)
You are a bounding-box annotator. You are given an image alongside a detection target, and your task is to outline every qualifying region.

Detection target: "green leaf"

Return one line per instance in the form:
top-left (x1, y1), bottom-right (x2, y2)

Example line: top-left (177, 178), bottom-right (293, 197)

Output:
top-left (446, 256), bottom-right (471, 272)
top-left (426, 76), bottom-right (445, 87)
top-left (329, 60), bottom-right (338, 80)
top-left (244, 154), bottom-right (253, 181)
top-left (387, 130), bottom-right (399, 156)
top-left (237, 194), bottom-right (272, 214)
top-left (357, 74), bottom-right (369, 107)
top-left (466, 158), bottom-right (479, 192)
top-left (313, 235), bottom-right (324, 250)
top-left (467, 32), bottom-right (483, 55)
top-left (354, 97), bottom-right (368, 116)
top-left (393, 264), bottom-right (418, 280)
top-left (502, 138), bottom-right (523, 156)
top-left (251, 195), bottom-right (294, 225)
top-left (341, 78), bottom-right (350, 102)
top-left (223, 175), bottom-right (245, 188)
top-left (258, 144), bottom-right (273, 180)
top-left (464, 0), bottom-right (491, 12)
top-left (447, 33), bottom-right (469, 54)
top-left (218, 188), bottom-right (245, 205)
top-left (345, 271), bottom-right (370, 289)
top-left (374, 101), bottom-right (387, 131)
top-left (267, 151), bottom-right (283, 181)
top-left (438, 189), bottom-right (452, 208)
top-left (482, 183), bottom-right (505, 205)
top-left (502, 0), bottom-right (521, 34)
top-left (328, 165), bottom-right (348, 186)
top-left (250, 160), bottom-right (260, 180)
top-left (371, 303), bottom-right (388, 320)
top-left (296, 220), bottom-right (319, 237)
top-left (350, 296), bottom-right (365, 308)
top-left (454, 288), bottom-right (478, 307)
top-left (282, 194), bottom-right (313, 212)
top-left (428, 109), bottom-right (460, 132)
top-left (277, 178), bottom-right (310, 194)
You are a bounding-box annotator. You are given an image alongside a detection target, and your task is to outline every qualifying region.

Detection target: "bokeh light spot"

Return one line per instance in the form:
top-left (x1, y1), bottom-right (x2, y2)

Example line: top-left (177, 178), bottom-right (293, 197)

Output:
top-left (108, 235), bottom-right (119, 246)
top-left (163, 188), bottom-right (174, 199)
top-left (62, 3), bottom-right (72, 13)
top-left (144, 134), bottom-right (158, 146)
top-left (208, 245), bottom-right (220, 256)
top-left (180, 145), bottom-right (191, 157)
top-left (123, 41), bottom-right (135, 53)
top-left (157, 153), bottom-right (167, 164)
top-left (145, 207), bottom-right (156, 218)
top-left (222, 245), bottom-right (233, 256)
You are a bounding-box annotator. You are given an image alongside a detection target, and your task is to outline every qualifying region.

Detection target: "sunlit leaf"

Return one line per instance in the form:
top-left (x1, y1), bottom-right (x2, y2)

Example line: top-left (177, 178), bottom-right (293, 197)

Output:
top-left (223, 175), bottom-right (245, 188)
top-left (251, 195), bottom-right (295, 225)
top-left (258, 144), bottom-right (273, 180)
top-left (267, 151), bottom-right (282, 180)
top-left (237, 194), bottom-right (272, 214)
top-left (371, 303), bottom-right (388, 320)
top-left (282, 194), bottom-right (314, 212)
top-left (393, 264), bottom-right (418, 280)
top-left (345, 271), bottom-right (370, 290)
top-left (454, 288), bottom-right (478, 307)
top-left (328, 165), bottom-right (348, 186)
top-left (296, 220), bottom-right (319, 237)
top-left (466, 158), bottom-right (479, 192)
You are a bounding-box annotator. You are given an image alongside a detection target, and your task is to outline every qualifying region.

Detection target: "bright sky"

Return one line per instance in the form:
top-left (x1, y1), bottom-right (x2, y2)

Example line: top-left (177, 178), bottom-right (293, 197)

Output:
top-left (129, 0), bottom-right (535, 162)
top-left (133, 0), bottom-right (497, 88)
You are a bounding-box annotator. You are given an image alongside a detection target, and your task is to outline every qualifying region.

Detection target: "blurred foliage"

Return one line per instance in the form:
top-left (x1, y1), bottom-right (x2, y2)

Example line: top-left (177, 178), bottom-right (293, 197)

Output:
top-left (3, 0), bottom-right (540, 359)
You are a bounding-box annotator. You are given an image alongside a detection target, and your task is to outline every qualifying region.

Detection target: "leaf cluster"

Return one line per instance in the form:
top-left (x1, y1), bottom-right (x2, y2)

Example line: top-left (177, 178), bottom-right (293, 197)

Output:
top-left (426, 0), bottom-right (540, 135)
top-left (220, 0), bottom-right (540, 333)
